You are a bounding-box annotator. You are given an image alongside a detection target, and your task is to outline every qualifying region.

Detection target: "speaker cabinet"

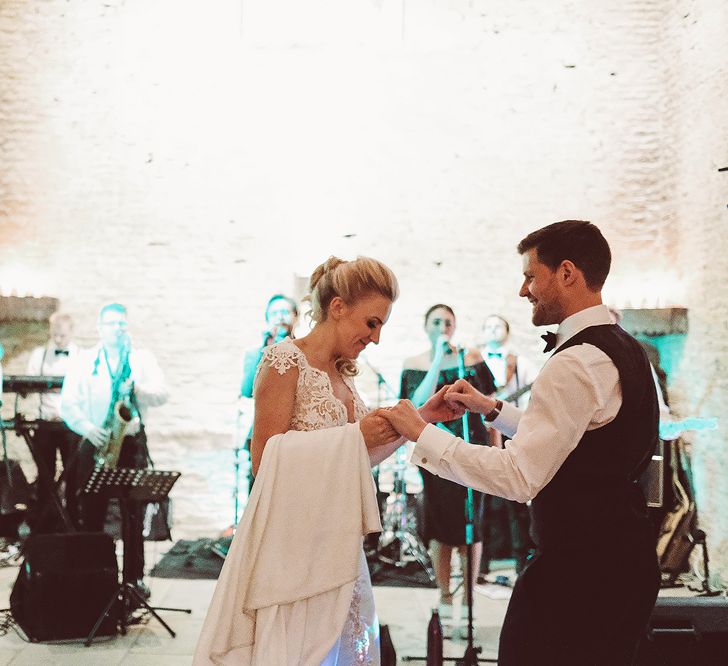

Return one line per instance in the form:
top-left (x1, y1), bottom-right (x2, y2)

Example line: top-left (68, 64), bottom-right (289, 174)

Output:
top-left (10, 532), bottom-right (119, 641)
top-left (635, 596), bottom-right (728, 665)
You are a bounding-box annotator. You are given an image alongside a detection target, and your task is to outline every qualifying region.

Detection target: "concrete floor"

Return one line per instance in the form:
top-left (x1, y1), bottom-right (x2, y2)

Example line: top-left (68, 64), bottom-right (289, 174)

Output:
top-left (0, 541), bottom-right (702, 665)
top-left (0, 540), bottom-right (512, 665)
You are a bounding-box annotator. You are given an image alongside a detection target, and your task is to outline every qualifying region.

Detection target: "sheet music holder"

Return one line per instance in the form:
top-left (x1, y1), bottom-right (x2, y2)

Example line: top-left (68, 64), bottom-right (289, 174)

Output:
top-left (83, 467), bottom-right (180, 502)
top-left (82, 467), bottom-right (189, 646)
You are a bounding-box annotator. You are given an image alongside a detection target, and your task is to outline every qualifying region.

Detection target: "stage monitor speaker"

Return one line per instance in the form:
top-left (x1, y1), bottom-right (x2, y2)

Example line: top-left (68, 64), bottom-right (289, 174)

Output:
top-left (10, 532), bottom-right (119, 641)
top-left (635, 595), bottom-right (728, 665)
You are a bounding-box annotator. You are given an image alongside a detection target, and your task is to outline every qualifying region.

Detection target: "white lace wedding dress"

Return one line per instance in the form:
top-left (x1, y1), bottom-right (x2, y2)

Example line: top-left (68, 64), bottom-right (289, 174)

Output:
top-left (255, 338), bottom-right (380, 664)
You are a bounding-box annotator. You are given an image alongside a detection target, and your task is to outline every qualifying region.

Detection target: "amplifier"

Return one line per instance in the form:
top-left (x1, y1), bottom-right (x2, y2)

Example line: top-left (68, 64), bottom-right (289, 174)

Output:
top-left (10, 532), bottom-right (119, 641)
top-left (635, 595), bottom-right (728, 665)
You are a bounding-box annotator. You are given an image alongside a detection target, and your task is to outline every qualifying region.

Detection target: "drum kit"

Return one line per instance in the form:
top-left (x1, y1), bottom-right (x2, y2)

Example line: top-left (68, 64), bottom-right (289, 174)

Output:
top-left (374, 444), bottom-right (434, 581)
top-left (362, 358), bottom-right (435, 582)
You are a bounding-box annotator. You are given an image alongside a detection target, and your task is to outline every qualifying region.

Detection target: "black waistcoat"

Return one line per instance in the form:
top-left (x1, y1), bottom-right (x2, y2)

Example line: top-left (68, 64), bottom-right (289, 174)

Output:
top-left (530, 323), bottom-right (659, 551)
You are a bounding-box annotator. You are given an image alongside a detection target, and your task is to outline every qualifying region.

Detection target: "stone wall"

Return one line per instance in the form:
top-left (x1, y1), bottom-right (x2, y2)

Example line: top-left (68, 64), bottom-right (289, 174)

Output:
top-left (660, 0), bottom-right (728, 588)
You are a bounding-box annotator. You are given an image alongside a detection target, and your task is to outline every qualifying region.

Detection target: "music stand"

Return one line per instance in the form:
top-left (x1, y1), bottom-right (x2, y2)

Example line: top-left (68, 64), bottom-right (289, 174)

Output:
top-left (82, 467), bottom-right (190, 646)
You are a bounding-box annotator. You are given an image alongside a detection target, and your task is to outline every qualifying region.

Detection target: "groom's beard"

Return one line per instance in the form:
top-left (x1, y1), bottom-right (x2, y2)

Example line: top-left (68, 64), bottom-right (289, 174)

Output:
top-left (530, 297), bottom-right (564, 327)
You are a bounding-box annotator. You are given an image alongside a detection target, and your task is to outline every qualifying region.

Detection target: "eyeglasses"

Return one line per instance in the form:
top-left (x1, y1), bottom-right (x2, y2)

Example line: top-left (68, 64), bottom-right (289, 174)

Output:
top-left (100, 320), bottom-right (128, 328)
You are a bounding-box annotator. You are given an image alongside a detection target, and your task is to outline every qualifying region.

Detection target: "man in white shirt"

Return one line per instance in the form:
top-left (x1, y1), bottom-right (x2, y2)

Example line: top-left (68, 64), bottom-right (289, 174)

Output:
top-left (479, 314), bottom-right (539, 576)
top-left (380, 221), bottom-right (660, 665)
top-left (25, 312), bottom-right (80, 531)
top-left (480, 314), bottom-right (538, 409)
top-left (61, 303), bottom-right (168, 597)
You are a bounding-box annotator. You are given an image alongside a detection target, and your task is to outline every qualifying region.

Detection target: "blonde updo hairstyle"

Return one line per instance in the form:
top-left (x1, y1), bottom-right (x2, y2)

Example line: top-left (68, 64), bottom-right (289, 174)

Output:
top-left (305, 256), bottom-right (399, 376)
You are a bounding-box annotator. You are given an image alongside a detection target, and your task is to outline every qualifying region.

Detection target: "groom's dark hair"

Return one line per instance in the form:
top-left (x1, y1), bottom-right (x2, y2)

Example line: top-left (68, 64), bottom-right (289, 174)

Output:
top-left (517, 220), bottom-right (611, 291)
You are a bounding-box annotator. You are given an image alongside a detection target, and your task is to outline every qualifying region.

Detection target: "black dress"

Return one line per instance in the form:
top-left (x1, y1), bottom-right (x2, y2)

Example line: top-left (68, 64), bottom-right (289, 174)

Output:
top-left (400, 362), bottom-right (496, 546)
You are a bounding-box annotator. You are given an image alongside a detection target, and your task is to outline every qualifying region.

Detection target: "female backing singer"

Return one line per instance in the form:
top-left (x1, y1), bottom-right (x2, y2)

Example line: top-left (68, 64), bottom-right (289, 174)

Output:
top-left (400, 304), bottom-right (495, 630)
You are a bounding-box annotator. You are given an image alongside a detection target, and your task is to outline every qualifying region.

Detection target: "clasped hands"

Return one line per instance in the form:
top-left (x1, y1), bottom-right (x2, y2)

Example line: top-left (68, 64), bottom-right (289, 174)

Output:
top-left (360, 380), bottom-right (497, 449)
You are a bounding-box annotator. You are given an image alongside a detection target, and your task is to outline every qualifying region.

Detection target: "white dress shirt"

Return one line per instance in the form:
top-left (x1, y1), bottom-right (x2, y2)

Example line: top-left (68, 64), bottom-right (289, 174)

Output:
top-left (412, 305), bottom-right (622, 503)
top-left (61, 344), bottom-right (168, 439)
top-left (26, 342), bottom-right (79, 420)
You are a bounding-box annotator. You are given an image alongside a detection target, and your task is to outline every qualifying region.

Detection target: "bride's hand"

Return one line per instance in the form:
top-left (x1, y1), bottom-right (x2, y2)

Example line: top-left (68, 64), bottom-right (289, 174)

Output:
top-left (360, 409), bottom-right (401, 448)
top-left (380, 400), bottom-right (428, 442)
top-left (419, 385), bottom-right (466, 424)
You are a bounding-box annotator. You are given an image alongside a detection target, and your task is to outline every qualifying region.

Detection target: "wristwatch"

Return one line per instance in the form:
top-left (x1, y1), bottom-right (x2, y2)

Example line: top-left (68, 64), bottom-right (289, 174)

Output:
top-left (484, 399), bottom-right (503, 423)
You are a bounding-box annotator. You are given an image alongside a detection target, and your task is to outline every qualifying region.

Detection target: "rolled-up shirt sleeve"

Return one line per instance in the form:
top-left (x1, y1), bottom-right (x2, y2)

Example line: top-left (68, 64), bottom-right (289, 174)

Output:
top-left (410, 344), bottom-right (621, 503)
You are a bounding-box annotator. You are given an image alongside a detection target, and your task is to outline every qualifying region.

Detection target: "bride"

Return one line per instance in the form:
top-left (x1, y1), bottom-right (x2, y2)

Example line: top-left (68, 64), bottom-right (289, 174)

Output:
top-left (194, 256), bottom-right (462, 665)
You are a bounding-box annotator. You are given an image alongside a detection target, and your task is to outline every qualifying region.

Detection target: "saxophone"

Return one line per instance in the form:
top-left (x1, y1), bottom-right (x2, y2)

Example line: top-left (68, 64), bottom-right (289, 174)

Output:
top-left (97, 342), bottom-right (133, 468)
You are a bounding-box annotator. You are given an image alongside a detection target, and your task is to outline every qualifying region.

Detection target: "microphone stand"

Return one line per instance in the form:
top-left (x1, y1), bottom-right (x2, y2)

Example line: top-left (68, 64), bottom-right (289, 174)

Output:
top-left (360, 356), bottom-right (398, 406)
top-left (404, 351), bottom-right (495, 665)
top-left (455, 348), bottom-right (482, 664)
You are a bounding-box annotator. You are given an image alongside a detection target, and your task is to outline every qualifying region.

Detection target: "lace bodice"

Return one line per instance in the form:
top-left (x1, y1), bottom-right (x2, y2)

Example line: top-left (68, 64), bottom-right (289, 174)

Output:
top-left (255, 339), bottom-right (368, 431)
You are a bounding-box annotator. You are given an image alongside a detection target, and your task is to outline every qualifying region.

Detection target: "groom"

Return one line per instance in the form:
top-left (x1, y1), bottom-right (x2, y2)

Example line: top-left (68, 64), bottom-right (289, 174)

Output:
top-left (381, 221), bottom-right (660, 665)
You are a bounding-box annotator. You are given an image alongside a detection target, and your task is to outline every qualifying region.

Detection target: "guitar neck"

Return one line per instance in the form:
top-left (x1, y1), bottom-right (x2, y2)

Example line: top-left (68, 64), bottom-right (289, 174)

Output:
top-left (497, 382), bottom-right (534, 403)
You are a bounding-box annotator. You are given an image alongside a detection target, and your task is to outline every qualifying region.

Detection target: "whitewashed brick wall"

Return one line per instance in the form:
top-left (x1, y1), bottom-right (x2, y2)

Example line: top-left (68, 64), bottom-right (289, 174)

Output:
top-left (660, 0), bottom-right (728, 588)
top-left (1, 0), bottom-right (726, 581)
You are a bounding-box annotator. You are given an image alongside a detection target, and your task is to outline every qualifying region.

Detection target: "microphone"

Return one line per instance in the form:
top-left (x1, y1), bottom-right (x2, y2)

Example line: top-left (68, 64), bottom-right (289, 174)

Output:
top-left (118, 333), bottom-right (131, 353)
top-left (274, 325), bottom-right (290, 342)
top-left (264, 325), bottom-right (290, 346)
top-left (443, 341), bottom-right (465, 356)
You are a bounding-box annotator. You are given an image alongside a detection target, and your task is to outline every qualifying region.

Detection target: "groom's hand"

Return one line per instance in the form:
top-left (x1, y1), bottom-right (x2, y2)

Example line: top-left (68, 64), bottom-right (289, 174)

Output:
top-left (381, 400), bottom-right (428, 442)
top-left (445, 379), bottom-right (495, 415)
top-left (360, 409), bottom-right (400, 448)
top-left (419, 385), bottom-right (466, 424)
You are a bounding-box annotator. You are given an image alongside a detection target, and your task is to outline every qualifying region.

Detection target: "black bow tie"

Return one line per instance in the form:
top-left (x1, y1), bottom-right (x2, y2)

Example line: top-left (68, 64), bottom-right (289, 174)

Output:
top-left (486, 351), bottom-right (503, 357)
top-left (54, 349), bottom-right (70, 356)
top-left (541, 332), bottom-right (557, 353)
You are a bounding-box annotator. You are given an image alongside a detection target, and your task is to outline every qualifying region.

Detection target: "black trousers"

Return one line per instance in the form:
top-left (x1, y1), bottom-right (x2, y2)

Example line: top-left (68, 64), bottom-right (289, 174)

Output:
top-left (481, 495), bottom-right (535, 568)
top-left (67, 433), bottom-right (149, 583)
top-left (28, 421), bottom-right (80, 532)
top-left (498, 533), bottom-right (660, 665)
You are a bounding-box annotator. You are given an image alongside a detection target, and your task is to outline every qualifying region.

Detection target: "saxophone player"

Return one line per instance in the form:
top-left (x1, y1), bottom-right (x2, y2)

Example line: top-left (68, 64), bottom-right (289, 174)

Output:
top-left (61, 302), bottom-right (168, 600)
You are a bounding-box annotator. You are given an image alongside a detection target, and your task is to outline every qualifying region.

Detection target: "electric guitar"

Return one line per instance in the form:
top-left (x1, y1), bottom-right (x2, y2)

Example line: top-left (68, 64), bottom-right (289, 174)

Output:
top-left (497, 382), bottom-right (533, 404)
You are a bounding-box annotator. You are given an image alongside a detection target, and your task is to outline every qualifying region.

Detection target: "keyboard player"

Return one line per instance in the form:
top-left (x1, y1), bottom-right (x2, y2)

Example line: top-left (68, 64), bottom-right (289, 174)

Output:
top-left (25, 312), bottom-right (81, 531)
